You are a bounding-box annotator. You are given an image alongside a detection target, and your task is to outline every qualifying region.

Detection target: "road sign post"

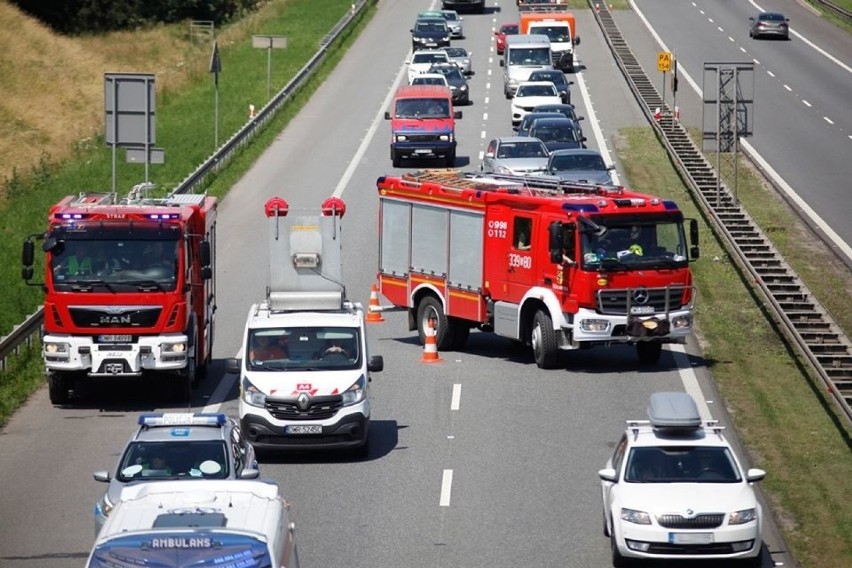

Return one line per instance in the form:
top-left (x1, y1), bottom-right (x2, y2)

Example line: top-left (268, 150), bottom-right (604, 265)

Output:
top-left (209, 41), bottom-right (222, 148)
top-left (658, 51), bottom-right (672, 109)
top-left (252, 35), bottom-right (288, 101)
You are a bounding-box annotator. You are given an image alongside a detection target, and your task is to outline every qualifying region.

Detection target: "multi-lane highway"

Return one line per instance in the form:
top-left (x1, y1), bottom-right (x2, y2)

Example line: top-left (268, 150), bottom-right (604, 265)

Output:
top-left (4, 0), bottom-right (847, 566)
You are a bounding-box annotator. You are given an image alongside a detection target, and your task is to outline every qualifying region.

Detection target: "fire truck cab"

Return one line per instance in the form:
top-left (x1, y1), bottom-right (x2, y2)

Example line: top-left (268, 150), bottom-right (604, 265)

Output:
top-left (377, 171), bottom-right (699, 368)
top-left (22, 184), bottom-right (217, 404)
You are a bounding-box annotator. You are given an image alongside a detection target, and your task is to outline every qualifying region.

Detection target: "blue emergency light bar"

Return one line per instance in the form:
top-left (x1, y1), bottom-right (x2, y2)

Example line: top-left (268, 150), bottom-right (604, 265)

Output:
top-left (138, 413), bottom-right (226, 427)
top-left (147, 213), bottom-right (180, 220)
top-left (57, 213), bottom-right (87, 220)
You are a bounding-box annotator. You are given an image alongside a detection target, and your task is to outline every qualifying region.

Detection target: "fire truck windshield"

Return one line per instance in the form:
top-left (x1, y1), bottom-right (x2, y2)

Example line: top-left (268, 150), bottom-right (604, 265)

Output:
top-left (580, 220), bottom-right (687, 270)
top-left (51, 238), bottom-right (179, 291)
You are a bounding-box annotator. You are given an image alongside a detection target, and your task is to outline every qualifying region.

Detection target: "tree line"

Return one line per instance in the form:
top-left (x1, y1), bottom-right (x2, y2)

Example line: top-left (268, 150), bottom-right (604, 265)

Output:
top-left (10, 0), bottom-right (259, 34)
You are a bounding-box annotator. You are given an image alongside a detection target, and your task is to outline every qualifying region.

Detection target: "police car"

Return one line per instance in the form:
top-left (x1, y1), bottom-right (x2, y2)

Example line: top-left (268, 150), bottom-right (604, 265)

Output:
top-left (598, 392), bottom-right (766, 567)
top-left (93, 413), bottom-right (259, 536)
top-left (86, 479), bottom-right (298, 568)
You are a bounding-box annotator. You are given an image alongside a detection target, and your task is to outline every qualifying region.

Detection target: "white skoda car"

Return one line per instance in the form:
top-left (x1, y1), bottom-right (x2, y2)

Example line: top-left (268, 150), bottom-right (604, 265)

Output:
top-left (599, 392), bottom-right (766, 567)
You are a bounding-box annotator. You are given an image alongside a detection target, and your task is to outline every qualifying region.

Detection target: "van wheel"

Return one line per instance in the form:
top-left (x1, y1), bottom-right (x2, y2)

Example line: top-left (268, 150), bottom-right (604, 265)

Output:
top-left (417, 296), bottom-right (455, 351)
top-left (531, 309), bottom-right (559, 369)
top-left (637, 341), bottom-right (663, 365)
top-left (48, 371), bottom-right (72, 405)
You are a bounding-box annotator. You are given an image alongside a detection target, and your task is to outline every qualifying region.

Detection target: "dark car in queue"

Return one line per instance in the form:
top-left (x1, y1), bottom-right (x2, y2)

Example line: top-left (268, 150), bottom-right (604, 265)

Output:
top-left (531, 103), bottom-right (585, 140)
top-left (429, 62), bottom-right (470, 105)
top-left (411, 17), bottom-right (451, 51)
top-left (527, 116), bottom-right (586, 153)
top-left (528, 69), bottom-right (573, 104)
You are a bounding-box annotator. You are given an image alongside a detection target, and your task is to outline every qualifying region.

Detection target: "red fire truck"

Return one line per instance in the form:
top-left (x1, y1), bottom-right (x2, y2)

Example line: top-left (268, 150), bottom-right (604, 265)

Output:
top-left (22, 184), bottom-right (217, 403)
top-left (376, 171), bottom-right (699, 368)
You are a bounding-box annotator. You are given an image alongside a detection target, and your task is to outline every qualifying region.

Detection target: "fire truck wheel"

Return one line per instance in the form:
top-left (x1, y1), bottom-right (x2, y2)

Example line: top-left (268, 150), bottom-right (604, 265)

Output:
top-left (47, 371), bottom-right (71, 405)
top-left (636, 341), bottom-right (663, 365)
top-left (531, 310), bottom-right (560, 369)
top-left (417, 296), bottom-right (455, 351)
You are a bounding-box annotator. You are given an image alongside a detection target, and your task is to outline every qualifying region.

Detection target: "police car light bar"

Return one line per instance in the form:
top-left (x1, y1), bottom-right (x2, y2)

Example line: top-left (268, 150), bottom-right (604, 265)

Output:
top-left (138, 413), bottom-right (226, 427)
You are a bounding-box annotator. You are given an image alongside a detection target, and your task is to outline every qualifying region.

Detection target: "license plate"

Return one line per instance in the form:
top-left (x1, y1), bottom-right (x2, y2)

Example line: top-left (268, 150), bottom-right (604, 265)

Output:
top-left (414, 149), bottom-right (432, 154)
top-left (285, 425), bottom-right (322, 435)
top-left (105, 362), bottom-right (125, 374)
top-left (669, 532), bottom-right (714, 545)
top-left (630, 306), bottom-right (656, 314)
top-left (99, 334), bottom-right (132, 342)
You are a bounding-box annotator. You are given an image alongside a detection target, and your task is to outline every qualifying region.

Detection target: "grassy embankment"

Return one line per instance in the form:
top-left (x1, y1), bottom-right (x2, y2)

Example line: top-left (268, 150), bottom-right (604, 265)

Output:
top-left (0, 0), bottom-right (375, 418)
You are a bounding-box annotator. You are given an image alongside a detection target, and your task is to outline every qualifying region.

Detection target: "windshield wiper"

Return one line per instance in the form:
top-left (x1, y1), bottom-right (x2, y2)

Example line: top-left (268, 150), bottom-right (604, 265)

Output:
top-left (70, 279), bottom-right (118, 293)
top-left (125, 279), bottom-right (167, 292)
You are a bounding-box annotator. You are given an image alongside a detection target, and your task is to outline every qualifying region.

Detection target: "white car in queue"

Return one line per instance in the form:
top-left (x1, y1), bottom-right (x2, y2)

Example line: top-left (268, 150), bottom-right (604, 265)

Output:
top-left (406, 49), bottom-right (449, 84)
top-left (599, 392), bottom-right (766, 567)
top-left (510, 80), bottom-right (563, 126)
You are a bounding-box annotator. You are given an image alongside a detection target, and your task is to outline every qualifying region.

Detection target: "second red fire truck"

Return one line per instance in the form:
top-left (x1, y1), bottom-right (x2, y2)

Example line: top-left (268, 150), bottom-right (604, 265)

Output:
top-left (376, 171), bottom-right (699, 368)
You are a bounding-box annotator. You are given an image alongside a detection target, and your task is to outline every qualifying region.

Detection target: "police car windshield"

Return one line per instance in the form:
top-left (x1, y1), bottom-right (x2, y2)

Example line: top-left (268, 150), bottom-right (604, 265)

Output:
top-left (117, 441), bottom-right (229, 481)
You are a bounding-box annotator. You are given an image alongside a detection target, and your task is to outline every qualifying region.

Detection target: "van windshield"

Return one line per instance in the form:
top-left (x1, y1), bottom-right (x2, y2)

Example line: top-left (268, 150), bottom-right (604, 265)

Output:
top-left (508, 47), bottom-right (551, 66)
top-left (396, 98), bottom-right (450, 119)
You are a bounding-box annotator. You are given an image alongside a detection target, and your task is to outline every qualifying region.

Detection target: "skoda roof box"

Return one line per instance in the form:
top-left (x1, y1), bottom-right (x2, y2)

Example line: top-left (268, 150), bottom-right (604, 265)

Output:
top-left (647, 392), bottom-right (701, 430)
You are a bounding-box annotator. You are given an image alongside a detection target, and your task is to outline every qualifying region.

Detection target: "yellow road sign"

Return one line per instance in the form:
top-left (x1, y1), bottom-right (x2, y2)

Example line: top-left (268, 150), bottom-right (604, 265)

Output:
top-left (657, 51), bottom-right (672, 72)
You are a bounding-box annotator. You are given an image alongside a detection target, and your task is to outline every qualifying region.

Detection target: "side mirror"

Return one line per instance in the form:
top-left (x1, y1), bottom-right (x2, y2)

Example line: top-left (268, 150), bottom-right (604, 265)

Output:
top-left (577, 116), bottom-right (585, 121)
top-left (384, 111), bottom-right (391, 120)
top-left (598, 468), bottom-right (618, 483)
top-left (499, 59), bottom-right (505, 67)
top-left (225, 358), bottom-right (241, 375)
top-left (454, 111), bottom-right (463, 119)
top-left (22, 240), bottom-right (34, 268)
top-left (746, 468), bottom-right (766, 482)
top-left (574, 36), bottom-right (581, 46)
top-left (240, 468), bottom-right (261, 480)
top-left (93, 470), bottom-right (111, 483)
top-left (200, 240), bottom-right (211, 267)
top-left (369, 355), bottom-right (384, 373)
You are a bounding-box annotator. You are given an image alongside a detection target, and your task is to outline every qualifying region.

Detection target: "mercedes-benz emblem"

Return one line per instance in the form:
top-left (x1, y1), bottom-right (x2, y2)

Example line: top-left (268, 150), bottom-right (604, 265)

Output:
top-left (296, 392), bottom-right (311, 411)
top-left (632, 287), bottom-right (650, 305)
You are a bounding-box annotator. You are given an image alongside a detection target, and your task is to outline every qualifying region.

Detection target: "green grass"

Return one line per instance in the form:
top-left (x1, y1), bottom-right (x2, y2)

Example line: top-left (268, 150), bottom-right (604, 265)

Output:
top-left (616, 127), bottom-right (852, 568)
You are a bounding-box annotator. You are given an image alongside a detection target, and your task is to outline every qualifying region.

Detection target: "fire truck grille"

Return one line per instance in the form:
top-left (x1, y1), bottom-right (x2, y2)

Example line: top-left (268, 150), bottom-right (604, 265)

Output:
top-left (266, 395), bottom-right (343, 421)
top-left (596, 287), bottom-right (687, 315)
top-left (69, 306), bottom-right (162, 328)
top-left (657, 513), bottom-right (725, 529)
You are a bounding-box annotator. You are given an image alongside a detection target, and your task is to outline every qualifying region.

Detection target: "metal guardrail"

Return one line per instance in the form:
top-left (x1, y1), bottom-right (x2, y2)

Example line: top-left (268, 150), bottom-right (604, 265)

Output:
top-left (0, 0), bottom-right (374, 375)
top-left (814, 0), bottom-right (852, 22)
top-left (587, 2), bottom-right (852, 423)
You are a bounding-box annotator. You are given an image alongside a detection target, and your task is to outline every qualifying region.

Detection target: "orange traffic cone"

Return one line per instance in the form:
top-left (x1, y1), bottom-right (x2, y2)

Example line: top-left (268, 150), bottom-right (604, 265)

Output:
top-left (420, 320), bottom-right (443, 364)
top-left (366, 284), bottom-right (385, 323)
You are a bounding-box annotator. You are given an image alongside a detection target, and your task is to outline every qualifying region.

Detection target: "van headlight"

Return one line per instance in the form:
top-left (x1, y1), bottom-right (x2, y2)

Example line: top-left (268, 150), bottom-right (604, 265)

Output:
top-left (241, 376), bottom-right (267, 407)
top-left (620, 508), bottom-right (651, 525)
top-left (341, 375), bottom-right (367, 406)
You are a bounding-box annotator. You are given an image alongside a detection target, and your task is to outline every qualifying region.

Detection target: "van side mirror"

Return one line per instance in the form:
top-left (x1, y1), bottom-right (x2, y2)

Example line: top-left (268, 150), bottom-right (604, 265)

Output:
top-left (384, 111), bottom-right (391, 120)
top-left (454, 111), bottom-right (463, 119)
top-left (225, 358), bottom-right (241, 375)
top-left (574, 36), bottom-right (581, 46)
